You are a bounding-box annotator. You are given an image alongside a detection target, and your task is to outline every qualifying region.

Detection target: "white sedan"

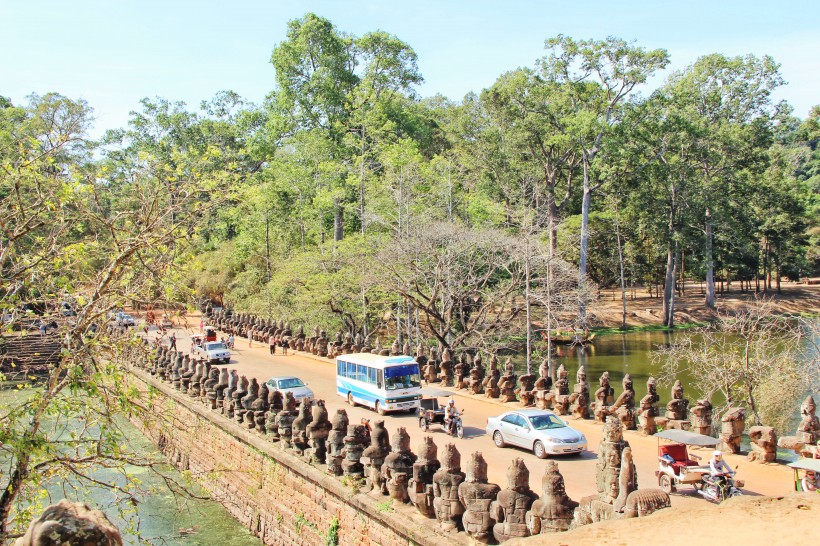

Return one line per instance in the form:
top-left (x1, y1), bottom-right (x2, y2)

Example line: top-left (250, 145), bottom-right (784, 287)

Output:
top-left (486, 409), bottom-right (587, 459)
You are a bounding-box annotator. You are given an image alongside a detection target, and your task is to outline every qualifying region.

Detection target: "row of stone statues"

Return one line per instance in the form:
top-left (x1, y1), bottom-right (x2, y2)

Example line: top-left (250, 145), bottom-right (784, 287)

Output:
top-left (125, 342), bottom-right (670, 542)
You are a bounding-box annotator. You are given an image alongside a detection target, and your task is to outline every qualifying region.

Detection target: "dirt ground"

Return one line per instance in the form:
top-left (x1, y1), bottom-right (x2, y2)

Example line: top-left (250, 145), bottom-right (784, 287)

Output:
top-left (507, 492), bottom-right (820, 545)
top-left (589, 281), bottom-right (820, 328)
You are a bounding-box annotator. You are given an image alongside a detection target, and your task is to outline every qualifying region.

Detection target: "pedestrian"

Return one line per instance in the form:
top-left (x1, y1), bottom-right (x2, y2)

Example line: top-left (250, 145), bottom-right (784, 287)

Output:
top-left (39, 322), bottom-right (47, 336)
top-left (269, 333), bottom-right (276, 355)
top-left (247, 328), bottom-right (253, 348)
top-left (199, 319), bottom-right (204, 333)
top-left (281, 338), bottom-right (288, 356)
top-left (169, 333), bottom-right (177, 350)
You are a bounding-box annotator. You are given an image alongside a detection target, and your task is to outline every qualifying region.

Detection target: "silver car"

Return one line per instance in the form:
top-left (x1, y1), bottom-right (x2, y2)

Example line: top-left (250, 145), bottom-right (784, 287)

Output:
top-left (486, 409), bottom-right (587, 459)
top-left (192, 341), bottom-right (231, 364)
top-left (266, 376), bottom-right (314, 403)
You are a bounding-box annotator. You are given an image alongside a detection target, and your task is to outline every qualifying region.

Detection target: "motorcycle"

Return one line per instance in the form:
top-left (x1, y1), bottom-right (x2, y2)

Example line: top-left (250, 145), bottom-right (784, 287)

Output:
top-left (698, 472), bottom-right (743, 503)
top-left (445, 410), bottom-right (465, 439)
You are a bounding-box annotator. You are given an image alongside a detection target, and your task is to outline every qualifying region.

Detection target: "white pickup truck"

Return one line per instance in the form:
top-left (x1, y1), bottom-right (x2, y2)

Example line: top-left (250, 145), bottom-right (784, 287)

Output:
top-left (191, 339), bottom-right (231, 364)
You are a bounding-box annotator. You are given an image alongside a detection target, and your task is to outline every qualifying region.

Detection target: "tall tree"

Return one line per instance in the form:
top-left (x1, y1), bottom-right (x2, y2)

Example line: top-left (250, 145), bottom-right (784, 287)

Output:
top-left (538, 35), bottom-right (669, 326)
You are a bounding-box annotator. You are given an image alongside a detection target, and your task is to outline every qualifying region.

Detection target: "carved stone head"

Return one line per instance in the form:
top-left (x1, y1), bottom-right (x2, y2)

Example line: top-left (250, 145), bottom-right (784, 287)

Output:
top-left (541, 460), bottom-right (567, 497)
top-left (465, 452), bottom-right (489, 483)
top-left (391, 427), bottom-right (411, 453)
top-left (506, 458), bottom-right (530, 491)
top-left (440, 443), bottom-right (461, 471)
top-left (417, 436), bottom-right (438, 464)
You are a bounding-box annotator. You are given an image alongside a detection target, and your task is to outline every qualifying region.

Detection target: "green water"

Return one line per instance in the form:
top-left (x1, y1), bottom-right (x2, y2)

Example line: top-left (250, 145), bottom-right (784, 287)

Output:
top-left (0, 389), bottom-right (262, 546)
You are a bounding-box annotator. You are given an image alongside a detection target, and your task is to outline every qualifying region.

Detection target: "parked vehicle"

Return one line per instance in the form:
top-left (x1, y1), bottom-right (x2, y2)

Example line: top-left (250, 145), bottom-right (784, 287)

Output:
top-left (336, 353), bottom-right (422, 415)
top-left (191, 338), bottom-right (231, 363)
top-left (788, 458), bottom-right (820, 493)
top-left (266, 376), bottom-right (314, 403)
top-left (654, 429), bottom-right (716, 494)
top-left (485, 409), bottom-right (587, 458)
top-left (160, 314), bottom-right (174, 328)
top-left (115, 312), bottom-right (135, 327)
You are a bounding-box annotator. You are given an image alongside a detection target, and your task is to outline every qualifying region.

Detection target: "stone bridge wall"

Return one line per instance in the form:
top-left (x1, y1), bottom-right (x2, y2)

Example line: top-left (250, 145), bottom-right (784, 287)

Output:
top-left (128, 368), bottom-right (463, 546)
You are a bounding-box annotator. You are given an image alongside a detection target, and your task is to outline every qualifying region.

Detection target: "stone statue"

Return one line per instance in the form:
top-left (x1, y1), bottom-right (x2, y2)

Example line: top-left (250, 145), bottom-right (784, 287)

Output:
top-left (611, 373), bottom-right (636, 430)
top-left (458, 452), bottom-right (500, 543)
top-left (594, 371), bottom-right (614, 423)
top-left (265, 390), bottom-right (284, 441)
top-left (409, 437), bottom-right (441, 518)
top-left (551, 364), bottom-right (571, 415)
top-left (484, 356), bottom-right (501, 399)
top-left (719, 407), bottom-right (746, 454)
top-left (306, 400), bottom-right (332, 463)
top-left (423, 354), bottom-right (439, 384)
top-left (229, 375), bottom-right (248, 420)
top-left (362, 420), bottom-right (391, 496)
top-left (341, 424), bottom-right (369, 478)
top-left (797, 396), bottom-right (820, 444)
top-left (432, 444), bottom-right (466, 532)
top-left (596, 417), bottom-right (629, 504)
top-left (490, 458), bottom-right (537, 542)
top-left (499, 359), bottom-right (517, 403)
top-left (748, 426), bottom-right (777, 463)
top-left (239, 377), bottom-right (259, 426)
top-left (526, 460), bottom-right (578, 534)
top-left (468, 357), bottom-right (486, 395)
top-left (516, 371), bottom-right (537, 407)
top-left (454, 354), bottom-right (468, 390)
top-left (326, 409), bottom-right (349, 475)
top-left (291, 398), bottom-right (314, 454)
top-left (383, 428), bottom-right (417, 503)
top-left (438, 348), bottom-right (454, 387)
top-left (690, 398), bottom-right (713, 436)
top-left (569, 365), bottom-right (590, 419)
top-left (534, 359), bottom-right (554, 410)
top-left (613, 446), bottom-right (638, 513)
top-left (251, 383), bottom-right (270, 433)
top-left (13, 500), bottom-right (122, 546)
top-left (664, 379), bottom-right (690, 430)
top-left (274, 392), bottom-right (298, 448)
top-left (205, 368), bottom-right (221, 410)
top-left (637, 377), bottom-right (660, 435)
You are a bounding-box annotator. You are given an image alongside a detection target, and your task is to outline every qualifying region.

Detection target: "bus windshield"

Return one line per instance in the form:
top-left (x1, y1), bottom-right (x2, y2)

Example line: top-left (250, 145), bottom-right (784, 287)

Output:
top-left (383, 364), bottom-right (421, 390)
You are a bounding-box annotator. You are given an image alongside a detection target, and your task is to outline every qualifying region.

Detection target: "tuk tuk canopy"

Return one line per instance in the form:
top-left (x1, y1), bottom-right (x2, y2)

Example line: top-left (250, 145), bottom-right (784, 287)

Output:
top-left (787, 459), bottom-right (820, 473)
top-left (654, 429), bottom-right (719, 446)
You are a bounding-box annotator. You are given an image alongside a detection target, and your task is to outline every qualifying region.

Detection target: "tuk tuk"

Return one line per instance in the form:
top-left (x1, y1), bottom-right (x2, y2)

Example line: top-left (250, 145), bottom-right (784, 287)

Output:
top-left (787, 458), bottom-right (820, 493)
top-left (654, 429), bottom-right (718, 494)
top-left (204, 326), bottom-right (217, 342)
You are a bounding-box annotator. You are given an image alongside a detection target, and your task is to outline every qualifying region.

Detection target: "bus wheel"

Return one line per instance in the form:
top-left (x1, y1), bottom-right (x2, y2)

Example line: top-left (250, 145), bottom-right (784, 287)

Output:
top-left (347, 393), bottom-right (356, 407)
top-left (375, 401), bottom-right (386, 416)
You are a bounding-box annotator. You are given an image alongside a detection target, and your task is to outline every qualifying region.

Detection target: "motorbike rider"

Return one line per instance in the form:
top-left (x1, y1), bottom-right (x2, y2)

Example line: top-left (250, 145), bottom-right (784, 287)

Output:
top-left (444, 398), bottom-right (460, 434)
top-left (709, 450), bottom-right (735, 494)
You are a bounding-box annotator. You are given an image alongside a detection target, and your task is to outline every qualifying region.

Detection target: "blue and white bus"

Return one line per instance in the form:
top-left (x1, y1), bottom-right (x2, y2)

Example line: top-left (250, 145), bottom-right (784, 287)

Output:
top-left (336, 353), bottom-right (422, 415)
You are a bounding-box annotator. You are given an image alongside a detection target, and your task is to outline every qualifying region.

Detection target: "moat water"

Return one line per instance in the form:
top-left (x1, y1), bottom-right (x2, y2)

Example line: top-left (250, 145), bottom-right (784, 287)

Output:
top-left (0, 389), bottom-right (262, 546)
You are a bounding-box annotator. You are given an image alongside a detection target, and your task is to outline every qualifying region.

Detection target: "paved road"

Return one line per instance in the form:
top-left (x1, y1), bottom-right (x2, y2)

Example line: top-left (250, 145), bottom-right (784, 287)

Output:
top-left (151, 321), bottom-right (795, 509)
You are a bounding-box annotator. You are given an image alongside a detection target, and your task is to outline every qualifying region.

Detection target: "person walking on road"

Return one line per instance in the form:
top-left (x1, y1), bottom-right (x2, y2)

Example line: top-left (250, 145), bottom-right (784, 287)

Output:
top-left (268, 333), bottom-right (276, 355)
top-left (169, 333), bottom-right (177, 351)
top-left (247, 328), bottom-right (253, 348)
top-left (281, 338), bottom-right (288, 356)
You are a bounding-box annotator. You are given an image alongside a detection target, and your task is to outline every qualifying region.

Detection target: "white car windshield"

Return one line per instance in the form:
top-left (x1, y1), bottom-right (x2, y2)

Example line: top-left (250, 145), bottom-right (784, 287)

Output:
top-left (206, 342), bottom-right (227, 351)
top-left (529, 414), bottom-right (566, 430)
top-left (277, 378), bottom-right (305, 389)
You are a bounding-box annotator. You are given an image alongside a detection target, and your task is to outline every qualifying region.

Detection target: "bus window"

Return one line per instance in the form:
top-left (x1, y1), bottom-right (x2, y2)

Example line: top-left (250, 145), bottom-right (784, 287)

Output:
top-left (384, 364), bottom-right (421, 390)
top-left (377, 370), bottom-right (383, 389)
top-left (357, 364), bottom-right (366, 382)
top-left (368, 367), bottom-right (377, 385)
top-left (338, 361), bottom-right (345, 377)
top-left (346, 361), bottom-right (355, 378)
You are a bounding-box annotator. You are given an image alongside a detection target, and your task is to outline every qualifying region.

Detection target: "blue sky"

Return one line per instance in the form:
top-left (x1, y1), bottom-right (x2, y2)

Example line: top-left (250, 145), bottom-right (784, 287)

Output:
top-left (2, 0), bottom-right (817, 137)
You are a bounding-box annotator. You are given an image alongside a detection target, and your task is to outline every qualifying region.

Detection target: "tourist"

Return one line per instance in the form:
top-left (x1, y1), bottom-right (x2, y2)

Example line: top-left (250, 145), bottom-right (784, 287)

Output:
top-left (169, 333), bottom-right (177, 351)
top-left (199, 319), bottom-right (204, 333)
top-left (247, 328), bottom-right (253, 348)
top-left (802, 470), bottom-right (818, 492)
top-left (281, 337), bottom-right (288, 356)
top-left (269, 333), bottom-right (276, 355)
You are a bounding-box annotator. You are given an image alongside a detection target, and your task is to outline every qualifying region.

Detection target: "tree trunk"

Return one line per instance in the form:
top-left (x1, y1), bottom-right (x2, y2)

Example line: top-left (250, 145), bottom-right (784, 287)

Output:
top-left (615, 212), bottom-right (627, 330)
top-left (578, 161), bottom-right (592, 328)
top-left (705, 208), bottom-right (715, 308)
top-left (776, 241), bottom-right (782, 294)
top-left (663, 240), bottom-right (677, 328)
top-left (264, 211), bottom-right (271, 283)
top-left (333, 198), bottom-right (344, 242)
